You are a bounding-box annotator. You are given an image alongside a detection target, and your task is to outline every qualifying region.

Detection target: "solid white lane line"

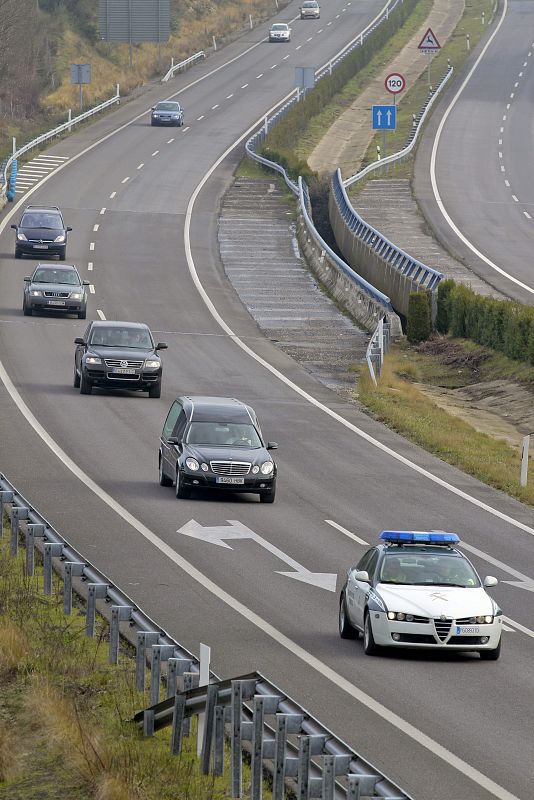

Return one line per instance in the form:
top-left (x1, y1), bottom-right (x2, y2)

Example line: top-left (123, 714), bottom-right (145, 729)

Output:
top-left (89, 285), bottom-right (95, 294)
top-left (109, 191), bottom-right (116, 199)
top-left (524, 211), bottom-right (531, 219)
top-left (137, 163), bottom-right (144, 169)
top-left (100, 208), bottom-right (106, 215)
top-left (97, 309), bottom-right (106, 320)
top-left (152, 150), bottom-right (159, 156)
top-left (121, 177), bottom-right (129, 184)
top-left (88, 262), bottom-right (93, 271)
top-left (504, 617), bottom-right (534, 639)
top-left (512, 195), bottom-right (518, 202)
top-left (93, 224), bottom-right (99, 232)
top-left (89, 242), bottom-right (95, 251)
top-left (325, 520), bottom-right (368, 546)
top-left (502, 623), bottom-right (515, 632)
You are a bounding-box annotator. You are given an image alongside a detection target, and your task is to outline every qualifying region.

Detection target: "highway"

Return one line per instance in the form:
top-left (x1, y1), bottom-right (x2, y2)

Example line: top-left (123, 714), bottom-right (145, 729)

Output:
top-left (416, 0), bottom-right (534, 303)
top-left (1, 1), bottom-right (534, 797)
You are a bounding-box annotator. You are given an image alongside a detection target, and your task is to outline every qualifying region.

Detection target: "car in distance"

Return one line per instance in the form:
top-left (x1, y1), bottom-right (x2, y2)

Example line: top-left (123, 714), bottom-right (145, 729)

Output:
top-left (74, 320), bottom-right (167, 397)
top-left (151, 101), bottom-right (184, 126)
top-left (159, 396), bottom-right (278, 502)
top-left (11, 205), bottom-right (72, 260)
top-left (300, 1), bottom-right (320, 18)
top-left (269, 22), bottom-right (291, 42)
top-left (339, 531), bottom-right (502, 659)
top-left (23, 263), bottom-right (89, 318)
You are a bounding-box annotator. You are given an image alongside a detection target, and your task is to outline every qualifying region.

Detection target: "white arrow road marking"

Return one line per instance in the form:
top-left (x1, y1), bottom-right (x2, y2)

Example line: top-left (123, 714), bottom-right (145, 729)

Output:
top-left (460, 541), bottom-right (534, 592)
top-left (177, 519), bottom-right (337, 591)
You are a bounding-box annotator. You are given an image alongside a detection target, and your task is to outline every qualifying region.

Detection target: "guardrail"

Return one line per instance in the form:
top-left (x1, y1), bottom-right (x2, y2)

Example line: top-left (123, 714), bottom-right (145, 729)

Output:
top-left (366, 317), bottom-right (391, 386)
top-left (1, 85), bottom-right (121, 200)
top-left (0, 472), bottom-right (412, 800)
top-left (161, 51), bottom-right (206, 82)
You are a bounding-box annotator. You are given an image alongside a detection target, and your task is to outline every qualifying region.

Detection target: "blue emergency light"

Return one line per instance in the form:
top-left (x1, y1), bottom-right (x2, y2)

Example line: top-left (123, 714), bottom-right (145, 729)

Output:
top-left (379, 531), bottom-right (460, 545)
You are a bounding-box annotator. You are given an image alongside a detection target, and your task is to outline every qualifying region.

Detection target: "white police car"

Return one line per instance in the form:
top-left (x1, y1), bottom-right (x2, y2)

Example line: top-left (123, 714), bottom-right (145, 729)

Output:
top-left (339, 531), bottom-right (502, 659)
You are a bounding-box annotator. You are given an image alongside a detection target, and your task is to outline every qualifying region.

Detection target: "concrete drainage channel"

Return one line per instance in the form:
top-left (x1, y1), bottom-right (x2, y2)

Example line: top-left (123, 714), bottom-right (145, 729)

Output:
top-left (0, 473), bottom-right (412, 800)
top-left (218, 178), bottom-right (369, 397)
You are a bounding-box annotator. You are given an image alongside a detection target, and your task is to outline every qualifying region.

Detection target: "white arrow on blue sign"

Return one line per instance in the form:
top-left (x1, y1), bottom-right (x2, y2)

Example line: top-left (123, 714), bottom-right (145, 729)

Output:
top-left (372, 104), bottom-right (396, 130)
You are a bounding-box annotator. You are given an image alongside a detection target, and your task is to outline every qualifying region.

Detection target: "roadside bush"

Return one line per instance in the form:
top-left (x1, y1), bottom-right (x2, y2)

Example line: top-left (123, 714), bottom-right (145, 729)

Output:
top-left (436, 279), bottom-right (454, 333)
top-left (407, 291), bottom-right (431, 343)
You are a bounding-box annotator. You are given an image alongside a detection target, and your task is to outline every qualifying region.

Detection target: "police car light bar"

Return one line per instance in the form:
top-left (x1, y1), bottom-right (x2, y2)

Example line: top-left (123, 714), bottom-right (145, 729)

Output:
top-left (379, 531), bottom-right (460, 544)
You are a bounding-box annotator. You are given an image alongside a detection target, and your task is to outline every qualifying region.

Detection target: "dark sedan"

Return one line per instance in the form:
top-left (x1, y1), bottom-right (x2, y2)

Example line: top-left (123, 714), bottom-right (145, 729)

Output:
top-left (23, 263), bottom-right (89, 318)
top-left (151, 101), bottom-right (184, 126)
top-left (159, 396), bottom-right (278, 502)
top-left (11, 205), bottom-right (72, 260)
top-left (74, 321), bottom-right (167, 397)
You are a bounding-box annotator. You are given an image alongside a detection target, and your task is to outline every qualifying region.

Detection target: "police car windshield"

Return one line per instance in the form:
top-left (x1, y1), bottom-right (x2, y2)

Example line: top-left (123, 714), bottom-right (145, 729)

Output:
top-left (379, 551), bottom-right (480, 587)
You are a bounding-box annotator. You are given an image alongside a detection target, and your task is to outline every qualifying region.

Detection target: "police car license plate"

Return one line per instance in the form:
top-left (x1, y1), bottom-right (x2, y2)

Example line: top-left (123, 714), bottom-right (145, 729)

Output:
top-left (216, 476), bottom-right (244, 484)
top-left (112, 368), bottom-right (136, 375)
top-left (456, 625), bottom-right (480, 635)
top-left (48, 300), bottom-right (65, 306)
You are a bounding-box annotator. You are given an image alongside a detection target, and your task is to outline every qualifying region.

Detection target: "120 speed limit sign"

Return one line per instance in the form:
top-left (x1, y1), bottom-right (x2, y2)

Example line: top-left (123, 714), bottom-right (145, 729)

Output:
top-left (385, 73), bottom-right (406, 94)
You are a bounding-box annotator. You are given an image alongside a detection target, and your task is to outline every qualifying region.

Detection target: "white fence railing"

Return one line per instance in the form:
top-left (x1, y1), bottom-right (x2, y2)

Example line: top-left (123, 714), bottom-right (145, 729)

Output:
top-left (161, 51), bottom-right (206, 82)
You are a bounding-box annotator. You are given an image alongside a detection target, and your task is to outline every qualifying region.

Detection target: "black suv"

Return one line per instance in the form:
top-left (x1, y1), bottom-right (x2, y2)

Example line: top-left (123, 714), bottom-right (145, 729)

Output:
top-left (11, 205), bottom-right (72, 260)
top-left (159, 396), bottom-right (278, 502)
top-left (74, 321), bottom-right (167, 397)
top-left (23, 263), bottom-right (89, 318)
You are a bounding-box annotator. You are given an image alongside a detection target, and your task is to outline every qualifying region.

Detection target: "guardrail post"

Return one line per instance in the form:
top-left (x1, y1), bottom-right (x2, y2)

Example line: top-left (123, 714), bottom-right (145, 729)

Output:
top-left (251, 695), bottom-right (265, 799)
top-left (150, 644), bottom-right (176, 706)
top-left (86, 582), bottom-right (108, 636)
top-left (297, 736), bottom-right (311, 799)
top-left (347, 774), bottom-right (379, 799)
top-left (322, 754), bottom-right (335, 800)
top-left (170, 692), bottom-right (186, 753)
top-left (0, 490), bottom-right (14, 531)
top-left (231, 679), bottom-right (243, 797)
top-left (167, 656), bottom-right (193, 697)
top-left (109, 605), bottom-right (133, 664)
top-left (136, 631), bottom-right (160, 690)
top-left (214, 705), bottom-right (225, 775)
top-left (143, 708), bottom-right (155, 737)
top-left (201, 683), bottom-right (218, 774)
top-left (25, 522), bottom-right (45, 576)
top-left (197, 642), bottom-right (211, 756)
top-left (273, 714), bottom-right (288, 800)
top-left (63, 561), bottom-right (85, 614)
top-left (10, 506), bottom-right (29, 556)
top-left (183, 672), bottom-right (199, 737)
top-left (43, 542), bottom-right (63, 594)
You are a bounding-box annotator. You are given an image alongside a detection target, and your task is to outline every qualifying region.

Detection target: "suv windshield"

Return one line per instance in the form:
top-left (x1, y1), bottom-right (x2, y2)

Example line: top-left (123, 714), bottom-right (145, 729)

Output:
top-left (379, 552), bottom-right (479, 587)
top-left (33, 268), bottom-right (80, 285)
top-left (185, 422), bottom-right (262, 448)
top-left (89, 328), bottom-right (153, 348)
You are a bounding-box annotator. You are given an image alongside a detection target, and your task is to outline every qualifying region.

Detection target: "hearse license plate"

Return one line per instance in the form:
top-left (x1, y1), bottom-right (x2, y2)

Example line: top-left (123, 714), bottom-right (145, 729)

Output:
top-left (455, 625), bottom-right (480, 635)
top-left (48, 300), bottom-right (65, 306)
top-left (112, 368), bottom-right (136, 375)
top-left (216, 476), bottom-right (244, 484)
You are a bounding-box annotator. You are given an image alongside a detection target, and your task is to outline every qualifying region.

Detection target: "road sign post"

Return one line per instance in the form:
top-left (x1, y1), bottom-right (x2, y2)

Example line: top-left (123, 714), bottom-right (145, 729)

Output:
top-left (418, 27), bottom-right (441, 87)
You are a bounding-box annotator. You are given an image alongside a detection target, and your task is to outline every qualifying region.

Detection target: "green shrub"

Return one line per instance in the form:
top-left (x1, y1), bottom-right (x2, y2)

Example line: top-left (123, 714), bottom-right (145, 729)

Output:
top-left (436, 279), bottom-right (454, 333)
top-left (407, 291), bottom-right (431, 343)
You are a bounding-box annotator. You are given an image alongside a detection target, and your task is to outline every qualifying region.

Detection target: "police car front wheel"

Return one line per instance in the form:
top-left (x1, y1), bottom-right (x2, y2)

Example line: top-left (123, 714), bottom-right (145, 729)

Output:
top-left (363, 613), bottom-right (380, 655)
top-left (339, 595), bottom-right (358, 639)
top-left (479, 639), bottom-right (501, 661)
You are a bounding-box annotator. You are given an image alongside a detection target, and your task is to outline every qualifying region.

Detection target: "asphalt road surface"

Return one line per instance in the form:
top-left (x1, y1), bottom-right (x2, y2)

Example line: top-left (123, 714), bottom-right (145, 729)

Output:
top-left (1, 1), bottom-right (534, 798)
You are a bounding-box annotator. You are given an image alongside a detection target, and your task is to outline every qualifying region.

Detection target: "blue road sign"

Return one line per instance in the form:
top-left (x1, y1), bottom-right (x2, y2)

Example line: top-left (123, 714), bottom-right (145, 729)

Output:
top-left (372, 105), bottom-right (396, 130)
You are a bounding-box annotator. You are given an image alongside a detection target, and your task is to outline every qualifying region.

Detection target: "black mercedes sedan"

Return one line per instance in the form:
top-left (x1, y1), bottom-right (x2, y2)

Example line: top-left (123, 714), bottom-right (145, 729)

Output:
top-left (159, 396), bottom-right (278, 502)
top-left (74, 321), bottom-right (167, 397)
top-left (23, 263), bottom-right (89, 318)
top-left (11, 205), bottom-right (72, 260)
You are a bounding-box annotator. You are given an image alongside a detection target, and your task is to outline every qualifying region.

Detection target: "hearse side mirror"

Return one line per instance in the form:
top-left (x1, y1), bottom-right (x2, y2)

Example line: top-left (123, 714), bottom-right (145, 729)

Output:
top-left (267, 442), bottom-right (278, 450)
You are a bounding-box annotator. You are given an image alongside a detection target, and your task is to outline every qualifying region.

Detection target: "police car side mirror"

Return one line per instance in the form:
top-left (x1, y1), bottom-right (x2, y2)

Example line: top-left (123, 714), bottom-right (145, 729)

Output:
top-left (483, 576), bottom-right (498, 587)
top-left (353, 570), bottom-right (370, 583)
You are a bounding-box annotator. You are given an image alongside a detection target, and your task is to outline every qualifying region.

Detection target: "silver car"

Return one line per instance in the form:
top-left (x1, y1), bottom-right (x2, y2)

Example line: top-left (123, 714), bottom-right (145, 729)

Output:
top-left (23, 263), bottom-right (89, 318)
top-left (269, 23), bottom-right (291, 42)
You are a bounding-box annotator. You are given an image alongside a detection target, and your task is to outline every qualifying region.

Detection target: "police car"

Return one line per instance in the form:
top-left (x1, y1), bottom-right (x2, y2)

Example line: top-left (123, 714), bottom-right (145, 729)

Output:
top-left (339, 532), bottom-right (502, 659)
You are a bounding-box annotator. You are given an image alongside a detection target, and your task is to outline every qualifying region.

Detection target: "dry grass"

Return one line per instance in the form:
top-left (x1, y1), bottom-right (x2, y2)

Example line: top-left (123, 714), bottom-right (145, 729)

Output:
top-left (0, 720), bottom-right (20, 781)
top-left (356, 347), bottom-right (534, 505)
top-left (0, 620), bottom-right (28, 675)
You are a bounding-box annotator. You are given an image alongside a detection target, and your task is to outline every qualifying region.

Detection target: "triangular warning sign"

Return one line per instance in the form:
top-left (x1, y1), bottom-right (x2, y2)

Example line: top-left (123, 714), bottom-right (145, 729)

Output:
top-left (418, 27), bottom-right (441, 51)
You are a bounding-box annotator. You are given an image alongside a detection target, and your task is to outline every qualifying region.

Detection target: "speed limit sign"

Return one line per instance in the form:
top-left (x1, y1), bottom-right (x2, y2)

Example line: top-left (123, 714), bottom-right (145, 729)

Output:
top-left (385, 73), bottom-right (406, 94)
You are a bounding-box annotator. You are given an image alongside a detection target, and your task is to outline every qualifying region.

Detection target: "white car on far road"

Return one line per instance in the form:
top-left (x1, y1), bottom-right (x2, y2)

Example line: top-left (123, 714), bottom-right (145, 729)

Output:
top-left (269, 23), bottom-right (292, 42)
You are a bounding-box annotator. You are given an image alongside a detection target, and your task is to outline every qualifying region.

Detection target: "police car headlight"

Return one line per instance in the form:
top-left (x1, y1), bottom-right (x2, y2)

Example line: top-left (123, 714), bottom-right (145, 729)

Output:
top-left (387, 612), bottom-right (409, 621)
top-left (476, 615), bottom-right (493, 624)
top-left (185, 458), bottom-right (199, 471)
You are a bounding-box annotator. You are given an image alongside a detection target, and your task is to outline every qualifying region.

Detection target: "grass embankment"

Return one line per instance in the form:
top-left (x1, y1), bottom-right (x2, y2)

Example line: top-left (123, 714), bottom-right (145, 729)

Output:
top-left (356, 338), bottom-right (534, 506)
top-left (0, 525), bottom-right (259, 800)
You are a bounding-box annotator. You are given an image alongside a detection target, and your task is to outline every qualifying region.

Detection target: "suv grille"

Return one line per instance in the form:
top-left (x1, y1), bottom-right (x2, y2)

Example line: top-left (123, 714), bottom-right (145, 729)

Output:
top-left (434, 619), bottom-right (452, 641)
top-left (104, 359), bottom-right (144, 368)
top-left (210, 461), bottom-right (251, 476)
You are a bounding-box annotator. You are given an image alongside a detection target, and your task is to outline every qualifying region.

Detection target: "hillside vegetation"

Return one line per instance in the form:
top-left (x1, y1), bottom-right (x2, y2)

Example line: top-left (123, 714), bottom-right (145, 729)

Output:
top-left (0, 0), bottom-right (285, 158)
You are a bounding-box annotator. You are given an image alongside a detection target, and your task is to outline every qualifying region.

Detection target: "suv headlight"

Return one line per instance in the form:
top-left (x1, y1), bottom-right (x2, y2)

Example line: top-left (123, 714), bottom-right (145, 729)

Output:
top-left (185, 458), bottom-right (199, 471)
top-left (85, 356), bottom-right (102, 364)
top-left (17, 233), bottom-right (28, 241)
top-left (260, 461), bottom-right (273, 475)
top-left (144, 360), bottom-right (160, 368)
top-left (54, 234), bottom-right (66, 242)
